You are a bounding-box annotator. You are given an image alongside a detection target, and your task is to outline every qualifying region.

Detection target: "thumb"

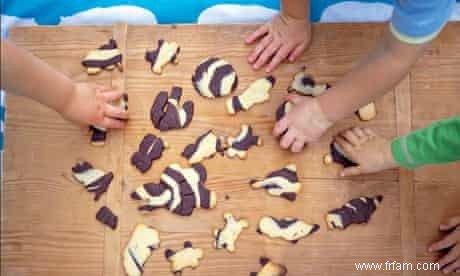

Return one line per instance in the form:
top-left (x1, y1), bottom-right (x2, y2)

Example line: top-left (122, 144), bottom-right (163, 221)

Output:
top-left (340, 166), bottom-right (362, 177)
top-left (284, 93), bottom-right (304, 105)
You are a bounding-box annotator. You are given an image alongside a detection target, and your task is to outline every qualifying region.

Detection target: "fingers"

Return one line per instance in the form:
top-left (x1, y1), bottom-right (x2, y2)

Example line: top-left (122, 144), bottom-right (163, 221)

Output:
top-left (430, 230), bottom-right (459, 252)
top-left (442, 259), bottom-right (460, 274)
top-left (99, 117), bottom-right (126, 129)
top-left (340, 166), bottom-right (362, 177)
top-left (352, 127), bottom-right (366, 139)
top-left (102, 90), bottom-right (126, 102)
top-left (441, 217), bottom-right (460, 231)
top-left (280, 129), bottom-right (296, 149)
top-left (253, 40), bottom-right (282, 70)
top-left (291, 139), bottom-right (305, 153)
top-left (248, 35), bottom-right (272, 63)
top-left (105, 103), bottom-right (129, 120)
top-left (245, 24), bottom-right (269, 44)
top-left (273, 117), bottom-right (289, 137)
top-left (438, 245), bottom-right (460, 270)
top-left (266, 44), bottom-right (292, 72)
top-left (285, 93), bottom-right (303, 105)
top-left (341, 129), bottom-right (361, 147)
top-left (363, 128), bottom-right (376, 138)
top-left (334, 136), bottom-right (354, 154)
top-left (288, 41), bottom-right (307, 62)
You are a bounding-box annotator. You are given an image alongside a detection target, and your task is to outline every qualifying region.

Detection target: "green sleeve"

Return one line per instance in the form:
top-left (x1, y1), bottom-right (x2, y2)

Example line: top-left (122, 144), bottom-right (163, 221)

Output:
top-left (391, 116), bottom-right (460, 169)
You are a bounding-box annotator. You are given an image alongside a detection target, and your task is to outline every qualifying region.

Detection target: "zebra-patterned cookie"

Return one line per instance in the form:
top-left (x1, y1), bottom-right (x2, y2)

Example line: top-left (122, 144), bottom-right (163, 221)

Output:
top-left (192, 57), bottom-right (238, 98)
top-left (213, 212), bottom-right (248, 253)
top-left (82, 39), bottom-right (122, 75)
top-left (123, 224), bottom-right (160, 276)
top-left (257, 216), bottom-right (319, 243)
top-left (150, 87), bottom-right (194, 131)
top-left (165, 241), bottom-right (203, 275)
top-left (182, 130), bottom-right (225, 164)
top-left (250, 257), bottom-right (287, 276)
top-left (225, 124), bottom-right (262, 159)
top-left (250, 164), bottom-right (301, 201)
top-left (145, 39), bottom-right (180, 74)
top-left (226, 76), bottom-right (276, 115)
top-left (131, 134), bottom-right (168, 173)
top-left (71, 161), bottom-right (113, 201)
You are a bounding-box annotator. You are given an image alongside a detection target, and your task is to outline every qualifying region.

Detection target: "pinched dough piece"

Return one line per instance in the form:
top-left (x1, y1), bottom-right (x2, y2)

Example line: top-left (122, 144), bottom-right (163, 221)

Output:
top-left (226, 76), bottom-right (276, 115)
top-left (71, 161), bottom-right (113, 201)
top-left (257, 216), bottom-right (319, 244)
top-left (145, 39), bottom-right (180, 74)
top-left (250, 257), bottom-right (287, 276)
top-left (250, 164), bottom-right (301, 201)
top-left (182, 130), bottom-right (225, 164)
top-left (123, 224), bottom-right (160, 276)
top-left (213, 212), bottom-right (249, 253)
top-left (131, 134), bottom-right (168, 173)
top-left (82, 39), bottom-right (122, 75)
top-left (192, 57), bottom-right (238, 98)
top-left (287, 67), bottom-right (330, 96)
top-left (327, 195), bottom-right (383, 230)
top-left (150, 87), bottom-right (194, 131)
top-left (323, 142), bottom-right (358, 168)
top-left (165, 241), bottom-right (203, 275)
top-left (131, 163), bottom-right (216, 216)
top-left (357, 102), bottom-right (377, 121)
top-left (96, 206), bottom-right (118, 230)
top-left (225, 124), bottom-right (262, 159)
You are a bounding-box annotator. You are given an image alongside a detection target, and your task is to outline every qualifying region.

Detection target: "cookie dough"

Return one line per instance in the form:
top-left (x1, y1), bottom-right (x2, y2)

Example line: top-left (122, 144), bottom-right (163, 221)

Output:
top-left (287, 67), bottom-right (330, 96)
top-left (225, 124), bottom-right (262, 159)
top-left (82, 39), bottom-right (122, 75)
top-left (327, 195), bottom-right (383, 230)
top-left (131, 163), bottom-right (216, 216)
top-left (123, 224), bottom-right (160, 276)
top-left (257, 216), bottom-right (319, 243)
top-left (192, 57), bottom-right (238, 98)
top-left (71, 161), bottom-right (113, 201)
top-left (131, 134), bottom-right (168, 173)
top-left (96, 206), bottom-right (118, 230)
top-left (213, 212), bottom-right (248, 253)
top-left (182, 130), bottom-right (225, 164)
top-left (150, 87), bottom-right (194, 131)
top-left (249, 164), bottom-right (301, 201)
top-left (323, 142), bottom-right (358, 168)
top-left (165, 241), bottom-right (203, 275)
top-left (226, 76), bottom-right (276, 115)
top-left (145, 39), bottom-right (180, 74)
top-left (357, 102), bottom-right (377, 121)
top-left (250, 257), bottom-right (287, 276)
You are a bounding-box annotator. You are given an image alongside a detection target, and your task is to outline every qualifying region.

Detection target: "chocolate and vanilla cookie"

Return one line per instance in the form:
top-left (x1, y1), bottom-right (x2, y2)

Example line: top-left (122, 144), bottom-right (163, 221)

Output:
top-left (250, 257), bottom-right (287, 276)
top-left (226, 76), bottom-right (276, 115)
top-left (131, 134), bottom-right (168, 173)
top-left (182, 130), bottom-right (225, 164)
top-left (71, 161), bottom-right (113, 201)
top-left (145, 39), bottom-right (180, 74)
top-left (250, 164), bottom-right (301, 201)
top-left (165, 241), bottom-right (203, 275)
top-left (213, 212), bottom-right (248, 253)
top-left (323, 142), bottom-right (358, 168)
top-left (225, 124), bottom-right (262, 159)
top-left (82, 39), bottom-right (122, 75)
top-left (192, 57), bottom-right (238, 98)
top-left (123, 224), bottom-right (160, 276)
top-left (96, 206), bottom-right (118, 230)
top-left (257, 216), bottom-right (319, 243)
top-left (287, 67), bottom-right (330, 96)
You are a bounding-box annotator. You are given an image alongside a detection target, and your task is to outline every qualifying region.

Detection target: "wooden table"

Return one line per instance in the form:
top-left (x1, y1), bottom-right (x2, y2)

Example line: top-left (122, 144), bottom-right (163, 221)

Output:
top-left (1, 23), bottom-right (459, 276)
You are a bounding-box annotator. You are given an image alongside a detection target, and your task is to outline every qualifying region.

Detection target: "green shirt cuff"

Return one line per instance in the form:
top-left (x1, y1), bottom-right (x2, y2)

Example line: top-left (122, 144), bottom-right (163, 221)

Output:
top-left (391, 136), bottom-right (417, 169)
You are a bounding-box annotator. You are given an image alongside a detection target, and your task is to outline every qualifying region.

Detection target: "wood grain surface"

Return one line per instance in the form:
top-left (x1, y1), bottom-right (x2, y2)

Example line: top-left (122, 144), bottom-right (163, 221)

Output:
top-left (2, 23), bottom-right (459, 276)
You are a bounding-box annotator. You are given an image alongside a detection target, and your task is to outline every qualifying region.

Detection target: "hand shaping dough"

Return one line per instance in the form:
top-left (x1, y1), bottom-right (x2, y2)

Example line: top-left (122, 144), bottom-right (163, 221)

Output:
top-left (213, 212), bottom-right (248, 253)
top-left (131, 134), bottom-right (168, 173)
top-left (192, 57), bottom-right (238, 98)
top-left (287, 67), bottom-right (330, 96)
top-left (257, 216), bottom-right (319, 243)
top-left (225, 124), bottom-right (262, 159)
top-left (71, 161), bottom-right (113, 201)
top-left (82, 39), bottom-right (122, 75)
top-left (145, 39), bottom-right (180, 74)
top-left (327, 195), bottom-right (383, 230)
top-left (250, 164), bottom-right (301, 201)
top-left (165, 241), bottom-right (203, 275)
top-left (96, 206), bottom-right (118, 230)
top-left (123, 224), bottom-right (160, 276)
top-left (275, 101), bottom-right (294, 122)
top-left (357, 102), bottom-right (377, 121)
top-left (150, 87), bottom-right (194, 131)
top-left (250, 257), bottom-right (287, 276)
top-left (90, 93), bottom-right (128, 146)
top-left (323, 142), bottom-right (358, 168)
top-left (131, 163), bottom-right (216, 216)
top-left (182, 130), bottom-right (225, 164)
top-left (226, 76), bottom-right (276, 115)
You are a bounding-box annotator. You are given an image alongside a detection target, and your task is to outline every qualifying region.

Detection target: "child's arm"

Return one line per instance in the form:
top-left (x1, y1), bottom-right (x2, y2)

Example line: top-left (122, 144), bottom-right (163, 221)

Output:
top-left (0, 39), bottom-right (128, 128)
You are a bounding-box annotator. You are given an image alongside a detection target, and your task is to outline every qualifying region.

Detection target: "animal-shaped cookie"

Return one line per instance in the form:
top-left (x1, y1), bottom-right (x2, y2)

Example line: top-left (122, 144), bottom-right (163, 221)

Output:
top-left (226, 76), bottom-right (276, 115)
top-left (182, 130), bottom-right (225, 164)
top-left (131, 163), bottom-right (216, 216)
top-left (257, 216), bottom-right (319, 243)
top-left (323, 142), bottom-right (358, 168)
top-left (165, 241), bottom-right (203, 275)
top-left (131, 134), bottom-right (168, 173)
top-left (150, 86), bottom-right (194, 131)
top-left (225, 124), bottom-right (262, 159)
top-left (71, 161), bottom-right (113, 201)
top-left (192, 57), bottom-right (238, 98)
top-left (357, 102), bottom-right (377, 121)
top-left (287, 67), bottom-right (330, 96)
top-left (123, 224), bottom-right (160, 276)
top-left (250, 257), bottom-right (287, 276)
top-left (82, 39), bottom-right (122, 75)
top-left (327, 195), bottom-right (383, 230)
top-left (96, 206), bottom-right (118, 230)
top-left (249, 164), bottom-right (301, 201)
top-left (145, 39), bottom-right (180, 74)
top-left (213, 212), bottom-right (248, 253)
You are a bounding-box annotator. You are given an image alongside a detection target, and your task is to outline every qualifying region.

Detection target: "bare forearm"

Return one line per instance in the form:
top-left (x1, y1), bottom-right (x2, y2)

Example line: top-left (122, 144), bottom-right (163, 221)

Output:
top-left (0, 39), bottom-right (74, 113)
top-left (281, 0), bottom-right (310, 20)
top-left (318, 30), bottom-right (427, 123)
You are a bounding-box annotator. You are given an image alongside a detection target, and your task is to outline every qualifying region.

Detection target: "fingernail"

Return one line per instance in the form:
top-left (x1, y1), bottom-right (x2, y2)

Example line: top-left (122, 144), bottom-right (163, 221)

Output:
top-left (340, 172), bottom-right (345, 177)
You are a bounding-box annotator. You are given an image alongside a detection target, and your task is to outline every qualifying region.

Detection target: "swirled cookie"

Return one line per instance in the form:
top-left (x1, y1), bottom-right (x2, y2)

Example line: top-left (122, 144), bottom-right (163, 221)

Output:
top-left (192, 57), bottom-right (238, 98)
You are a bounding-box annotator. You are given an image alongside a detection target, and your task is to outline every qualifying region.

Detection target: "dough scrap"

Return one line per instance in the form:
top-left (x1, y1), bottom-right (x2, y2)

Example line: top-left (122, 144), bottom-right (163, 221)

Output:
top-left (131, 134), bottom-right (168, 173)
top-left (250, 257), bottom-right (287, 276)
top-left (323, 142), bottom-right (358, 168)
top-left (287, 67), bottom-right (330, 96)
top-left (131, 163), bottom-right (216, 216)
top-left (226, 76), bottom-right (276, 115)
top-left (192, 57), bottom-right (238, 98)
top-left (250, 164), bottom-right (301, 201)
top-left (225, 124), bottom-right (262, 159)
top-left (357, 102), bottom-right (377, 121)
top-left (145, 39), bottom-right (180, 74)
top-left (96, 206), bottom-right (118, 230)
top-left (182, 130), bottom-right (225, 164)
top-left (82, 39), bottom-right (122, 75)
top-left (165, 241), bottom-right (203, 275)
top-left (213, 212), bottom-right (248, 253)
top-left (327, 195), bottom-right (383, 230)
top-left (150, 86), bottom-right (194, 131)
top-left (71, 161), bottom-right (113, 201)
top-left (123, 224), bottom-right (160, 276)
top-left (257, 216), bottom-right (319, 243)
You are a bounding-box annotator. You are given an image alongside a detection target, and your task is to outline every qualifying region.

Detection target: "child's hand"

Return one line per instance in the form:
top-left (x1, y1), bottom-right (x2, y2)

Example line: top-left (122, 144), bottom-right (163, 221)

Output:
top-left (245, 13), bottom-right (311, 72)
top-left (429, 216), bottom-right (460, 274)
top-left (274, 94), bottom-right (332, 152)
top-left (59, 83), bottom-right (128, 129)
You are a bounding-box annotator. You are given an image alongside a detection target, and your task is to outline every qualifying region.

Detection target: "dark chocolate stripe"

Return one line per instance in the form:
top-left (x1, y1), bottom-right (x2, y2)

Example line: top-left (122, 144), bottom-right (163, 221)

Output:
top-left (266, 168), bottom-right (298, 183)
top-left (150, 91), bottom-right (168, 128)
top-left (82, 54), bottom-right (122, 68)
top-left (99, 39), bottom-right (117, 50)
top-left (209, 64), bottom-right (236, 97)
top-left (232, 96), bottom-right (243, 113)
top-left (301, 76), bottom-right (315, 87)
top-left (145, 39), bottom-right (164, 70)
top-left (181, 101), bottom-right (194, 128)
top-left (280, 192), bottom-right (297, 202)
top-left (87, 172), bottom-right (113, 201)
top-left (275, 101), bottom-right (288, 122)
top-left (128, 247), bottom-right (144, 274)
top-left (170, 86), bottom-right (182, 101)
top-left (191, 163), bottom-right (207, 184)
top-left (266, 75), bottom-right (276, 86)
top-left (182, 131), bottom-right (212, 159)
top-left (164, 249), bottom-right (175, 259)
top-left (330, 143), bottom-right (358, 167)
top-left (192, 57), bottom-right (219, 84)
top-left (90, 126), bottom-right (107, 142)
top-left (272, 217), bottom-right (298, 228)
top-left (232, 126), bottom-right (258, 151)
top-left (72, 161), bottom-right (93, 173)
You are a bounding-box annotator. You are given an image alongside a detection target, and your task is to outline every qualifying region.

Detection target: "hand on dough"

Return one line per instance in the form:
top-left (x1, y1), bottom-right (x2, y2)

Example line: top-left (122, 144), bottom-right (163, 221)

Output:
top-left (429, 216), bottom-right (460, 274)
